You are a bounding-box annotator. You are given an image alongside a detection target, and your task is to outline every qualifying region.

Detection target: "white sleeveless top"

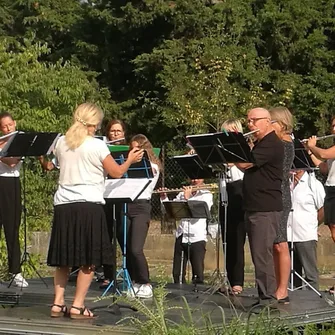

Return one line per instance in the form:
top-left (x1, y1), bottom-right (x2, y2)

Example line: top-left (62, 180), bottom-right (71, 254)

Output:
top-left (325, 159), bottom-right (335, 186)
top-left (0, 148), bottom-right (22, 177)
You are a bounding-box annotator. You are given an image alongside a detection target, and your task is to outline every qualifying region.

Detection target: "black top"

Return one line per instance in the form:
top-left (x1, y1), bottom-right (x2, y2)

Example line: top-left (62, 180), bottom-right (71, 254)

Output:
top-left (243, 131), bottom-right (284, 212)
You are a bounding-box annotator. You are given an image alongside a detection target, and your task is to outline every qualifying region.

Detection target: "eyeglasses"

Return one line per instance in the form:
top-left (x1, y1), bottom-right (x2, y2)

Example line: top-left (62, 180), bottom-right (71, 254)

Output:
top-left (247, 117), bottom-right (269, 124)
top-left (110, 129), bottom-right (123, 134)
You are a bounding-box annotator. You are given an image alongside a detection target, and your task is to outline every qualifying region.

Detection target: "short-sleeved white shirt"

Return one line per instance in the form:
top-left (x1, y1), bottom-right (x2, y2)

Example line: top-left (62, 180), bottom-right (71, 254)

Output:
top-left (54, 136), bottom-right (110, 205)
top-left (0, 148), bottom-right (22, 177)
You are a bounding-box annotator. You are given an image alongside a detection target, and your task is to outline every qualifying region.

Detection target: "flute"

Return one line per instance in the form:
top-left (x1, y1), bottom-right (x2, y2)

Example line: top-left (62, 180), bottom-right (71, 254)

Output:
top-left (301, 134), bottom-right (335, 143)
top-left (153, 183), bottom-right (218, 194)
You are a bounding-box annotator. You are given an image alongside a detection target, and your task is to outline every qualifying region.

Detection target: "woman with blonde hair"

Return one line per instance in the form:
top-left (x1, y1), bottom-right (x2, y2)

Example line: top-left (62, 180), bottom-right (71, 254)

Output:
top-left (47, 103), bottom-right (143, 319)
top-left (218, 119), bottom-right (245, 295)
top-left (269, 106), bottom-right (295, 304)
top-left (125, 134), bottom-right (161, 298)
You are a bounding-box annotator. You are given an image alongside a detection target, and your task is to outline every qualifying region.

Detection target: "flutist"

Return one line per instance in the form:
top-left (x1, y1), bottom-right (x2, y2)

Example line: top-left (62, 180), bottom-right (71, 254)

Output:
top-left (159, 179), bottom-right (213, 284)
top-left (306, 116), bottom-right (335, 244)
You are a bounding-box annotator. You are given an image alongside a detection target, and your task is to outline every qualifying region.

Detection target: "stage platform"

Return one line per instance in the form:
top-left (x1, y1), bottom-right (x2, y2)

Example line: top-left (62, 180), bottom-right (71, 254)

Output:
top-left (0, 277), bottom-right (333, 334)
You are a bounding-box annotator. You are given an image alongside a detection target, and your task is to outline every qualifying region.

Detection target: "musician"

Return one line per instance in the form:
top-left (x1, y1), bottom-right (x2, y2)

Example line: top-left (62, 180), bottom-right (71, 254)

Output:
top-left (270, 106), bottom-right (295, 304)
top-left (287, 170), bottom-right (325, 290)
top-left (160, 179), bottom-right (213, 284)
top-left (236, 107), bottom-right (284, 305)
top-left (219, 119), bottom-right (245, 295)
top-left (307, 116), bottom-right (335, 243)
top-left (105, 119), bottom-right (126, 144)
top-left (47, 103), bottom-right (143, 319)
top-left (125, 134), bottom-right (161, 298)
top-left (0, 112), bottom-right (28, 288)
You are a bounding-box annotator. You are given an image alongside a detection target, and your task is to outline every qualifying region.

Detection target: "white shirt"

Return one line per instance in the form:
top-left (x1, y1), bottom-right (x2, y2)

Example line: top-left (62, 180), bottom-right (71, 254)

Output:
top-left (137, 162), bottom-right (160, 200)
top-left (219, 165), bottom-right (244, 201)
top-left (0, 148), bottom-right (22, 177)
top-left (287, 172), bottom-right (325, 242)
top-left (325, 159), bottom-right (335, 186)
top-left (162, 189), bottom-right (213, 243)
top-left (54, 136), bottom-right (111, 205)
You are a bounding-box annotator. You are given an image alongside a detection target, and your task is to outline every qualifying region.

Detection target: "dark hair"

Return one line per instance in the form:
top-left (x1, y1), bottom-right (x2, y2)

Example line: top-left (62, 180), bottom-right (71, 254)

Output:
top-left (130, 134), bottom-right (162, 172)
top-left (0, 111), bottom-right (14, 122)
top-left (105, 119), bottom-right (126, 143)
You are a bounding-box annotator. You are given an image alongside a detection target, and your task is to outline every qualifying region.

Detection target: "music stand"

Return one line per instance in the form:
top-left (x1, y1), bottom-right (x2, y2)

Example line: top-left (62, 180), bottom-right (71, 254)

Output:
top-left (163, 200), bottom-right (210, 285)
top-left (288, 139), bottom-right (322, 297)
top-left (100, 150), bottom-right (153, 314)
top-left (186, 132), bottom-right (252, 292)
top-left (1, 132), bottom-right (60, 289)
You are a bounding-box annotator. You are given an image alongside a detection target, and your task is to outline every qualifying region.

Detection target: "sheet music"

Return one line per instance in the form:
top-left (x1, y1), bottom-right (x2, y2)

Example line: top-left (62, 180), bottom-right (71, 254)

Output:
top-left (47, 133), bottom-right (62, 155)
top-left (104, 178), bottom-right (151, 200)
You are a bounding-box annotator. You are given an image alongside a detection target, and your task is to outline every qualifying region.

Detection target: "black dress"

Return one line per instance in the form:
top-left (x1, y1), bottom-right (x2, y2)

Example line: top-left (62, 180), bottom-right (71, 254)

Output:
top-left (274, 140), bottom-right (295, 244)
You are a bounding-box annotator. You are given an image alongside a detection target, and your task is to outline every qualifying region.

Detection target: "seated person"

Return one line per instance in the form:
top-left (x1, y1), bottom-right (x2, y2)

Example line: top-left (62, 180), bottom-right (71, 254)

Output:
top-left (287, 170), bottom-right (325, 290)
top-left (160, 179), bottom-right (213, 284)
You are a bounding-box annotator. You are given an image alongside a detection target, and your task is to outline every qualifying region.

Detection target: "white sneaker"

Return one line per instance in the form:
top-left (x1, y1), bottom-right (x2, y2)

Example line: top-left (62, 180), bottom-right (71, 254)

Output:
top-left (136, 284), bottom-right (153, 298)
top-left (13, 273), bottom-right (28, 288)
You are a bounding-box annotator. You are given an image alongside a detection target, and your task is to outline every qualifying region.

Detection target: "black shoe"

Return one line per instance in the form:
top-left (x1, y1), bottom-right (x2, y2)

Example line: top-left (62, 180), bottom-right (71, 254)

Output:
top-left (277, 296), bottom-right (290, 304)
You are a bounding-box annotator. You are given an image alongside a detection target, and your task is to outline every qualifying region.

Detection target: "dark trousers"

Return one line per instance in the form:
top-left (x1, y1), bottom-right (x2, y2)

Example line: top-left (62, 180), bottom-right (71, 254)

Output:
top-left (220, 180), bottom-right (246, 287)
top-left (245, 211), bottom-right (281, 300)
top-left (103, 201), bottom-right (124, 280)
top-left (293, 240), bottom-right (319, 290)
top-left (172, 235), bottom-right (206, 284)
top-left (0, 177), bottom-right (22, 274)
top-left (126, 202), bottom-right (151, 284)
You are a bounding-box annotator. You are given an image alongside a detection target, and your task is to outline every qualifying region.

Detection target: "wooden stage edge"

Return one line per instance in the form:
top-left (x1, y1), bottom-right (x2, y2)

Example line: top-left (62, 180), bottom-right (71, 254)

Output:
top-left (0, 277), bottom-right (333, 334)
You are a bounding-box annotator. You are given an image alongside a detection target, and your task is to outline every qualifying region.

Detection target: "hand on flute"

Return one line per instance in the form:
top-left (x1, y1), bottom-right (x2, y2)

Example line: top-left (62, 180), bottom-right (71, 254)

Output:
top-left (158, 187), bottom-right (168, 199)
top-left (306, 136), bottom-right (317, 149)
top-left (183, 186), bottom-right (192, 200)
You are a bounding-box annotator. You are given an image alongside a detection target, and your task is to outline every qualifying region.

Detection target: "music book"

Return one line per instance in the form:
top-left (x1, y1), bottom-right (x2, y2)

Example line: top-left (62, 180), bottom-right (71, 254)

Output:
top-left (104, 178), bottom-right (151, 202)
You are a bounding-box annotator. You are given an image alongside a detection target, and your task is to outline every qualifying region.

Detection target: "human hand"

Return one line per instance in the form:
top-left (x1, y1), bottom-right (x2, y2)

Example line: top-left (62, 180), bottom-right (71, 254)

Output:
top-left (158, 187), bottom-right (168, 199)
top-left (183, 186), bottom-right (192, 200)
top-left (128, 147), bottom-right (144, 164)
top-left (307, 136), bottom-right (317, 149)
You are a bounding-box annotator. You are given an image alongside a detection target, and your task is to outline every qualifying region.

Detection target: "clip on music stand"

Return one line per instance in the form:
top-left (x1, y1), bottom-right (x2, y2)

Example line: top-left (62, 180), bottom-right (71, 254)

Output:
top-left (288, 139), bottom-right (321, 297)
top-left (1, 132), bottom-right (61, 289)
top-left (186, 131), bottom-right (252, 291)
top-left (101, 150), bottom-right (152, 314)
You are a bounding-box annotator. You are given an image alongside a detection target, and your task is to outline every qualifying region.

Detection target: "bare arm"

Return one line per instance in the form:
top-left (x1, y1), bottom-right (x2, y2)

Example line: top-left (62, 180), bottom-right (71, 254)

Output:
top-left (235, 162), bottom-right (254, 171)
top-left (307, 136), bottom-right (335, 160)
top-left (38, 156), bottom-right (55, 171)
top-left (0, 157), bottom-right (21, 167)
top-left (317, 207), bottom-right (324, 225)
top-left (102, 148), bottom-right (144, 178)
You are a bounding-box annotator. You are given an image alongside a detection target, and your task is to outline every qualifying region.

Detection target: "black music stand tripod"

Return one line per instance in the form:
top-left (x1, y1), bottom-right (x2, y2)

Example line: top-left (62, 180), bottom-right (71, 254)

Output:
top-left (163, 199), bottom-right (210, 290)
top-left (186, 131), bottom-right (253, 293)
top-left (0, 132), bottom-right (61, 289)
top-left (289, 139), bottom-right (322, 297)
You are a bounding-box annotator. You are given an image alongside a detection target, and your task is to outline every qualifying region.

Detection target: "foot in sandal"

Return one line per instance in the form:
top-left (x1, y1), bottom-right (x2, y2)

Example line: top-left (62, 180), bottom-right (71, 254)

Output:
top-left (70, 306), bottom-right (96, 319)
top-left (50, 304), bottom-right (68, 318)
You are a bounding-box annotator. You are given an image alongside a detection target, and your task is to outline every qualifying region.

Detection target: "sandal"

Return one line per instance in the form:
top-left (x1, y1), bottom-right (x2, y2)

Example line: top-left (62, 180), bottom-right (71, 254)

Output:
top-left (50, 304), bottom-right (68, 318)
top-left (99, 279), bottom-right (111, 289)
top-left (327, 286), bottom-right (335, 294)
top-left (70, 306), bottom-right (96, 320)
top-left (231, 286), bottom-right (243, 295)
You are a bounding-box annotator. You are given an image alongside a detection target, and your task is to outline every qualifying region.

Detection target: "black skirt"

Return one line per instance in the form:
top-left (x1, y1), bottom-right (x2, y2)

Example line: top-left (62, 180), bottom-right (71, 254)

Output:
top-left (324, 186), bottom-right (335, 225)
top-left (47, 202), bottom-right (113, 267)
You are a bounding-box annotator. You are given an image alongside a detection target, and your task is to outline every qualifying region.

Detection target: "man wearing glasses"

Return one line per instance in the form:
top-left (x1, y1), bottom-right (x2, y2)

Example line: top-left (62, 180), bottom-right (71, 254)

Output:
top-left (237, 107), bottom-right (284, 307)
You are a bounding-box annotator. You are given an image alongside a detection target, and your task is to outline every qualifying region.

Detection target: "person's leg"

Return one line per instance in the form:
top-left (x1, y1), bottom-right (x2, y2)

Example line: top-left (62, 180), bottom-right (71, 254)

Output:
top-left (172, 235), bottom-right (184, 283)
top-left (246, 211), bottom-right (280, 300)
top-left (1, 178), bottom-right (21, 275)
top-left (51, 266), bottom-right (70, 315)
top-left (294, 241), bottom-right (319, 290)
top-left (189, 240), bottom-right (206, 283)
top-left (273, 241), bottom-right (290, 299)
top-left (128, 203), bottom-right (151, 284)
top-left (293, 244), bottom-right (303, 289)
top-left (70, 266), bottom-right (95, 317)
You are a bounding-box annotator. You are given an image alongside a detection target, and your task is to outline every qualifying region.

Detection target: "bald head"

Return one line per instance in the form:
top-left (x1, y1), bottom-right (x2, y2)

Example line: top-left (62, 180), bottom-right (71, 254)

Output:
top-left (247, 107), bottom-right (273, 140)
top-left (248, 108), bottom-right (271, 119)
